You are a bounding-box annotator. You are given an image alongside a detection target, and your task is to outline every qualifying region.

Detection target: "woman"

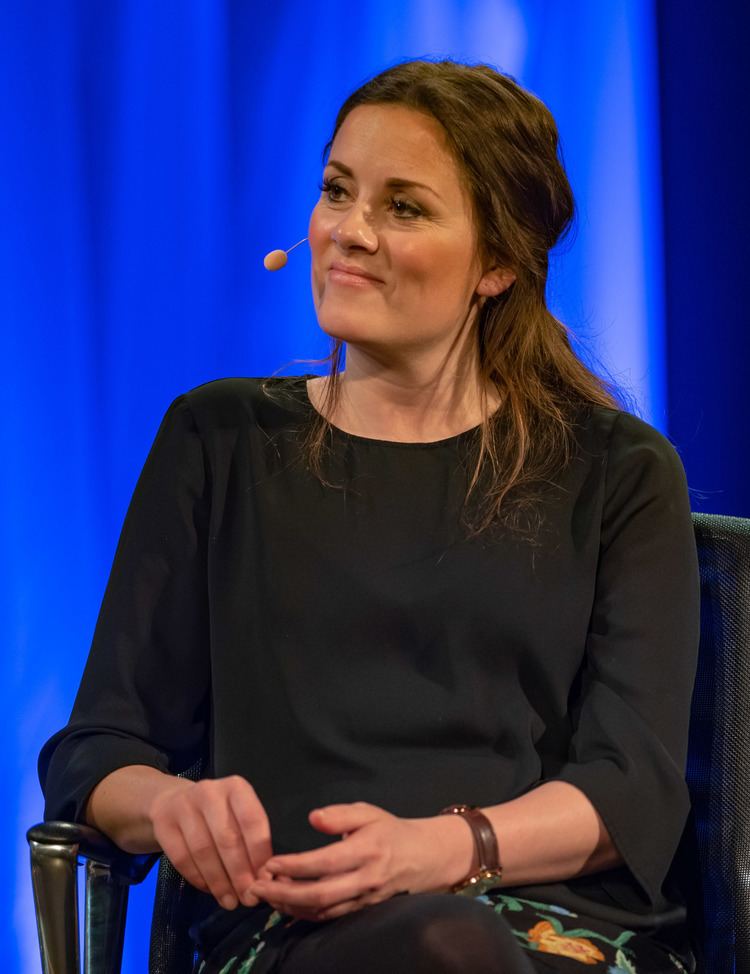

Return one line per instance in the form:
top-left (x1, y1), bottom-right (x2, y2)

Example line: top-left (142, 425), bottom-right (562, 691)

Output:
top-left (40, 60), bottom-right (700, 973)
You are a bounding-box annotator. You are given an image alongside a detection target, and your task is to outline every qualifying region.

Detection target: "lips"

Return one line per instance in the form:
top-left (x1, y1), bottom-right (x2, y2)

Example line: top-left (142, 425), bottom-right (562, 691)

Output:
top-left (328, 262), bottom-right (384, 285)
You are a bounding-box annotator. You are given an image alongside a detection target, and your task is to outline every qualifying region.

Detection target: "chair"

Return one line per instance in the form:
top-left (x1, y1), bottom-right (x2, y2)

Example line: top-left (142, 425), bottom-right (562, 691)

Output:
top-left (27, 761), bottom-right (210, 974)
top-left (684, 513), bottom-right (750, 972)
top-left (27, 513), bottom-right (750, 974)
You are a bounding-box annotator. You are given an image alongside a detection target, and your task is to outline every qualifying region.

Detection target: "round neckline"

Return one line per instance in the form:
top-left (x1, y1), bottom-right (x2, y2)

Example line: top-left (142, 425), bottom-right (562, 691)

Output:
top-left (296, 375), bottom-right (484, 449)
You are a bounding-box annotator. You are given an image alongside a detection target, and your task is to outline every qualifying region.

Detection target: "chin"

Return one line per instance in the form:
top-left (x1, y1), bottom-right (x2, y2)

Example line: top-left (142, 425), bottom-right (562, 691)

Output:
top-left (315, 310), bottom-right (387, 347)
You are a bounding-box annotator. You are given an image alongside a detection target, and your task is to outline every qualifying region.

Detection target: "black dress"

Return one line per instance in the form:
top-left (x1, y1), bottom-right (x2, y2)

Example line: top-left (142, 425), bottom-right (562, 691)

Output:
top-left (39, 376), bottom-right (700, 973)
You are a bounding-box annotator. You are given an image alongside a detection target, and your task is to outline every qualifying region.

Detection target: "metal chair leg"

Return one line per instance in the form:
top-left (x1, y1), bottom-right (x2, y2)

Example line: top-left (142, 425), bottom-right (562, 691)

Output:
top-left (29, 839), bottom-right (81, 974)
top-left (28, 821), bottom-right (156, 974)
top-left (84, 860), bottom-right (129, 974)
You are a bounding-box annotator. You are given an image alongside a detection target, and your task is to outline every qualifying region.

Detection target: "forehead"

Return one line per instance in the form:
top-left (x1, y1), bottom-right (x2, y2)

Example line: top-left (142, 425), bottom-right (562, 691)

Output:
top-left (328, 104), bottom-right (464, 191)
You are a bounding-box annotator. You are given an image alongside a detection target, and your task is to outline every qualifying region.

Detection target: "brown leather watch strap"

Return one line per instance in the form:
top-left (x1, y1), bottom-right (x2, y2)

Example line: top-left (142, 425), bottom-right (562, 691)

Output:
top-left (440, 804), bottom-right (502, 891)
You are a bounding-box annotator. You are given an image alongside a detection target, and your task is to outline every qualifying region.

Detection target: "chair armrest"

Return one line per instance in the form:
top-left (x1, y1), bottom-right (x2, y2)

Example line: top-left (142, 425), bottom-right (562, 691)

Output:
top-left (27, 822), bottom-right (161, 973)
top-left (27, 820), bottom-right (158, 885)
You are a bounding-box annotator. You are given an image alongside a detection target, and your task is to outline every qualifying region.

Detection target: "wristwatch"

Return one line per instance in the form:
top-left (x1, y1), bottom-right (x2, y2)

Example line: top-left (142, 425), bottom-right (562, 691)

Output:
top-left (440, 804), bottom-right (503, 896)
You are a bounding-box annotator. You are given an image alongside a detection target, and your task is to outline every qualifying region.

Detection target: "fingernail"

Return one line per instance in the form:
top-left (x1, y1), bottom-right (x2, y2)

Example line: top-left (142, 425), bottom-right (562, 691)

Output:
top-left (266, 860), bottom-right (279, 871)
top-left (241, 890), bottom-right (259, 907)
top-left (220, 894), bottom-right (238, 910)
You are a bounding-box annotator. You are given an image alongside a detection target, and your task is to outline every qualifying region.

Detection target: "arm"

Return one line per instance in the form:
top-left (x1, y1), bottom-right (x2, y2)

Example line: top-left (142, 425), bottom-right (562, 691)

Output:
top-left (39, 396), bottom-right (210, 826)
top-left (86, 765), bottom-right (273, 909)
top-left (480, 779), bottom-right (621, 886)
top-left (40, 393), bottom-right (282, 910)
top-left (84, 764), bottom-right (189, 853)
top-left (247, 780), bottom-right (617, 920)
top-left (546, 412), bottom-right (700, 905)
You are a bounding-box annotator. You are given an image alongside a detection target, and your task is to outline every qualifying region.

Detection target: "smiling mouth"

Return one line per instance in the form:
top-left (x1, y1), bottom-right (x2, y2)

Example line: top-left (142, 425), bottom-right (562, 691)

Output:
top-left (327, 264), bottom-right (384, 286)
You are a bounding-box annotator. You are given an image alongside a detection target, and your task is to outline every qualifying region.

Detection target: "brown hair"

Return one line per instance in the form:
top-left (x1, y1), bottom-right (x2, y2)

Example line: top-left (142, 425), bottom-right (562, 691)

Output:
top-left (305, 58), bottom-right (619, 536)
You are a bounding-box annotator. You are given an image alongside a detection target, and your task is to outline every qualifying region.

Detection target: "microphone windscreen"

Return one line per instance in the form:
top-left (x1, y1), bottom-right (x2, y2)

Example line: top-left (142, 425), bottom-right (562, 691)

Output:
top-left (263, 249), bottom-right (288, 271)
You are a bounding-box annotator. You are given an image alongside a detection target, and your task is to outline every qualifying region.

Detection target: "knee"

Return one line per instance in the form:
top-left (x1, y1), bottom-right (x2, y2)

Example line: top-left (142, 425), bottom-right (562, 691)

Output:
top-left (403, 895), bottom-right (525, 974)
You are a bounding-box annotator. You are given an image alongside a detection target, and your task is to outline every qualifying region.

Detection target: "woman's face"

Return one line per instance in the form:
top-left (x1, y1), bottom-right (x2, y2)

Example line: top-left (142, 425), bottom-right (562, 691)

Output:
top-left (308, 104), bottom-right (498, 359)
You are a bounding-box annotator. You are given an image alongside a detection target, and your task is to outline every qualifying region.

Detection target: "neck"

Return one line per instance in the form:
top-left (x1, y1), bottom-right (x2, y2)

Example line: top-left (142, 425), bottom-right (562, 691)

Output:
top-left (310, 343), bottom-right (499, 443)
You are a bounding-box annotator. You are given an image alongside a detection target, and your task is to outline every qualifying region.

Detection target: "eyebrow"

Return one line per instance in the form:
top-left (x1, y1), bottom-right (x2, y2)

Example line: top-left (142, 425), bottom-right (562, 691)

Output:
top-left (326, 159), bottom-right (444, 202)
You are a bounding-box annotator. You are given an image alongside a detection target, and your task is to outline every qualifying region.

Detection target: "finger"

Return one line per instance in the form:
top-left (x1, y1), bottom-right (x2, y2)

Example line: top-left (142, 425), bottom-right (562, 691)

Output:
top-left (227, 777), bottom-right (273, 871)
top-left (263, 877), bottom-right (316, 921)
top-left (180, 809), bottom-right (241, 909)
top-left (252, 869), bottom-right (374, 914)
top-left (308, 802), bottom-right (381, 835)
top-left (265, 838), bottom-right (366, 880)
top-left (258, 888), bottom-right (334, 923)
top-left (154, 820), bottom-right (211, 895)
top-left (317, 894), bottom-right (377, 921)
top-left (316, 886), bottom-right (407, 922)
top-left (200, 791), bottom-right (262, 907)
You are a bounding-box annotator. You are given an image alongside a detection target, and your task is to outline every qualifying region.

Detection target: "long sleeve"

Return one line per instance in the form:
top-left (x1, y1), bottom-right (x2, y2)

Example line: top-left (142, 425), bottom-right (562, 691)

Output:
top-left (555, 413), bottom-right (699, 905)
top-left (39, 395), bottom-right (211, 822)
top-left (551, 411), bottom-right (700, 909)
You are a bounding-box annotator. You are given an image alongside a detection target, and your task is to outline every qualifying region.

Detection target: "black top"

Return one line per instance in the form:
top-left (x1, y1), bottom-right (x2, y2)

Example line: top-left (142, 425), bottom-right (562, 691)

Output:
top-left (39, 376), bottom-right (700, 939)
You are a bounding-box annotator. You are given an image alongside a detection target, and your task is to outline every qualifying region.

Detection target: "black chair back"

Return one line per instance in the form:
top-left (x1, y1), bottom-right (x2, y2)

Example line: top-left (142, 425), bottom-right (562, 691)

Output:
top-left (686, 513), bottom-right (750, 973)
top-left (148, 856), bottom-right (213, 972)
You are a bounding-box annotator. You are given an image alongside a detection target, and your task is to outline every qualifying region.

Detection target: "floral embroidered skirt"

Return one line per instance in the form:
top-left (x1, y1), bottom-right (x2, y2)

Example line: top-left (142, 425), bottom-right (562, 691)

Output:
top-left (193, 891), bottom-right (691, 974)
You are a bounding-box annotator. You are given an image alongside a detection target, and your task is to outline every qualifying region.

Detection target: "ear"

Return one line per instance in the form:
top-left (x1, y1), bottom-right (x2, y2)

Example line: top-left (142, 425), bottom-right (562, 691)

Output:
top-left (476, 267), bottom-right (516, 297)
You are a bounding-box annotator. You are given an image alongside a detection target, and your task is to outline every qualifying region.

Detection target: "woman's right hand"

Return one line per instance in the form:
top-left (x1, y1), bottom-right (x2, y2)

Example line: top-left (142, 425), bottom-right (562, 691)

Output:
top-left (148, 774), bottom-right (273, 909)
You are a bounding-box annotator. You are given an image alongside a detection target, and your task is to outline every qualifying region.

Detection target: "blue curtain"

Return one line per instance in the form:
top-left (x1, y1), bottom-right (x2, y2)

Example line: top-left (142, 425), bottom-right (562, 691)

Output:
top-left (4, 1), bottom-right (729, 968)
top-left (657, 1), bottom-right (750, 519)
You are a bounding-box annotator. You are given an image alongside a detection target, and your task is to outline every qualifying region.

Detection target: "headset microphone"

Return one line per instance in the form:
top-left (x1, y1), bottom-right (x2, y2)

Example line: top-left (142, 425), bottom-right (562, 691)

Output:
top-left (263, 237), bottom-right (308, 271)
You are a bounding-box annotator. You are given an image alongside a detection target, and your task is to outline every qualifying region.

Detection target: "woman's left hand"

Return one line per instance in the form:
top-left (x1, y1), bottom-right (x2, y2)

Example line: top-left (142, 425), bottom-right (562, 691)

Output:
top-left (248, 802), bottom-right (474, 921)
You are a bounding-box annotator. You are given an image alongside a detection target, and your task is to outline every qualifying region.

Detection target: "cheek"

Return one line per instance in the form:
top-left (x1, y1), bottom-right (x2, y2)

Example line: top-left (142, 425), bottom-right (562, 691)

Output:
top-left (308, 205), bottom-right (333, 296)
top-left (308, 206), bottom-right (326, 299)
top-left (395, 238), bottom-right (473, 300)
top-left (389, 239), bottom-right (434, 290)
top-left (308, 205), bottom-right (331, 258)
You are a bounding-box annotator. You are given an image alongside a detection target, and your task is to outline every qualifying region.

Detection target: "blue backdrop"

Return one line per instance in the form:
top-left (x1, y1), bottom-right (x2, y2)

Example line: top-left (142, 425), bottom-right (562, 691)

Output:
top-left (2, 1), bottom-right (745, 970)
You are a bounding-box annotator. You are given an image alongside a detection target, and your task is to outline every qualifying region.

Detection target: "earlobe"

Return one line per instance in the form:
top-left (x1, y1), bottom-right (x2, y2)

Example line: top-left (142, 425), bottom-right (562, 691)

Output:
top-left (477, 269), bottom-right (516, 297)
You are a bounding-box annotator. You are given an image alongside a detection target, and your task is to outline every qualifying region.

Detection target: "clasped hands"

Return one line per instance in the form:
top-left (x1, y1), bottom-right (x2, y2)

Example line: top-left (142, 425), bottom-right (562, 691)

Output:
top-left (148, 775), bottom-right (473, 922)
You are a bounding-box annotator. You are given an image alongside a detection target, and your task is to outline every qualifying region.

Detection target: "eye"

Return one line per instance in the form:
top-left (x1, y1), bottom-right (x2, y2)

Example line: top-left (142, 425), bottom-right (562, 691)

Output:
top-left (390, 196), bottom-right (423, 219)
top-left (318, 178), bottom-right (424, 219)
top-left (319, 178), bottom-right (348, 203)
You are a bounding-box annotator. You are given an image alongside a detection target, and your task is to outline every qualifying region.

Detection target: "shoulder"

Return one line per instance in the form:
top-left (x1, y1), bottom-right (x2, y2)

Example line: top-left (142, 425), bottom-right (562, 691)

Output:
top-left (167, 376), bottom-right (311, 433)
top-left (580, 406), bottom-right (686, 472)
top-left (580, 407), bottom-right (691, 516)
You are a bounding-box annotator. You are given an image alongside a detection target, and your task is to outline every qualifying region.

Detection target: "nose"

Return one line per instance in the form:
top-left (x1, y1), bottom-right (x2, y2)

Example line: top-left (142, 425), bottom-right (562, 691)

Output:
top-left (331, 205), bottom-right (378, 253)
